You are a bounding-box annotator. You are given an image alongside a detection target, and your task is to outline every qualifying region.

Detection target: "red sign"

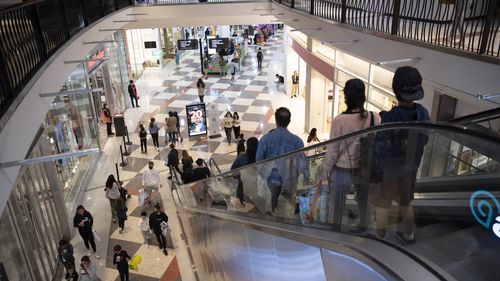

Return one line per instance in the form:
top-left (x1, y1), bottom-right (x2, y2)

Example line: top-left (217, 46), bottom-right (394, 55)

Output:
top-left (86, 50), bottom-right (105, 72)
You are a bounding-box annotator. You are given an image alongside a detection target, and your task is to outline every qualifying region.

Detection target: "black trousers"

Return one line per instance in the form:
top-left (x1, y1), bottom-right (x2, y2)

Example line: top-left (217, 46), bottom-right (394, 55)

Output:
top-left (257, 60), bottom-right (262, 69)
top-left (79, 230), bottom-right (96, 252)
top-left (154, 230), bottom-right (166, 250)
top-left (151, 133), bottom-right (159, 148)
top-left (199, 95), bottom-right (204, 103)
top-left (118, 268), bottom-right (129, 281)
top-left (224, 128), bottom-right (232, 143)
top-left (233, 126), bottom-right (240, 140)
top-left (130, 96), bottom-right (139, 107)
top-left (270, 185), bottom-right (282, 211)
top-left (106, 121), bottom-right (113, 135)
top-left (118, 219), bottom-right (125, 230)
top-left (237, 179), bottom-right (244, 205)
top-left (140, 138), bottom-right (147, 152)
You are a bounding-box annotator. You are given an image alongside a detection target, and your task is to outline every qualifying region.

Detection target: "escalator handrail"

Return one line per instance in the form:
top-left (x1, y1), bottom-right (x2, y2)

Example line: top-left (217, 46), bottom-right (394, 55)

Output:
top-left (446, 107), bottom-right (500, 125)
top-left (215, 121), bottom-right (500, 177)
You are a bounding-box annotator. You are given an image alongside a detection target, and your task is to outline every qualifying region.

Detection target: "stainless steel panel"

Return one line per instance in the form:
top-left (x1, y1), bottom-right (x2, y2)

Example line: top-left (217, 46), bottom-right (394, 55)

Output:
top-left (321, 249), bottom-right (389, 281)
top-left (245, 227), bottom-right (281, 281)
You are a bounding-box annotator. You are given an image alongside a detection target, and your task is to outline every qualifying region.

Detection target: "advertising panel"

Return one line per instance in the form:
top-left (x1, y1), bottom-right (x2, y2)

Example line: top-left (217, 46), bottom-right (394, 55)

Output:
top-left (186, 104), bottom-right (207, 137)
top-left (177, 39), bottom-right (199, 50)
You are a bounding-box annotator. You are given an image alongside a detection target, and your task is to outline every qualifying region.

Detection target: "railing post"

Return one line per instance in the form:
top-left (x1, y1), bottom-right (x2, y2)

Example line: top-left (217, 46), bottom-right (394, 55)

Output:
top-left (32, 3), bottom-right (48, 59)
top-left (478, 0), bottom-right (498, 54)
top-left (341, 0), bottom-right (346, 23)
top-left (391, 0), bottom-right (401, 35)
top-left (310, 0), bottom-right (314, 15)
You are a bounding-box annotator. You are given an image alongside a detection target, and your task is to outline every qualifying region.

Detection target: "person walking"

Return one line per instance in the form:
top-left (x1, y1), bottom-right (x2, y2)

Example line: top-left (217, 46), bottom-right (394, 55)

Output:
top-left (228, 59), bottom-right (238, 82)
top-left (101, 103), bottom-right (114, 136)
top-left (167, 143), bottom-right (182, 177)
top-left (372, 66), bottom-right (430, 244)
top-left (291, 71), bottom-right (299, 98)
top-left (113, 245), bottom-right (131, 281)
top-left (149, 117), bottom-right (160, 151)
top-left (174, 48), bottom-right (180, 65)
top-left (232, 112), bottom-right (241, 141)
top-left (165, 112), bottom-right (178, 145)
top-left (139, 123), bottom-right (147, 154)
top-left (142, 161), bottom-right (162, 206)
top-left (231, 137), bottom-right (259, 206)
top-left (267, 167), bottom-right (283, 214)
top-left (221, 111), bottom-right (234, 144)
top-left (105, 174), bottom-right (121, 223)
top-left (312, 78), bottom-right (381, 231)
top-left (173, 111), bottom-right (183, 142)
top-left (139, 211), bottom-right (151, 247)
top-left (256, 47), bottom-right (263, 70)
top-left (149, 204), bottom-right (169, 255)
top-left (128, 80), bottom-right (139, 108)
top-left (115, 198), bottom-right (127, 234)
top-left (218, 55), bottom-right (226, 77)
top-left (73, 206), bottom-right (100, 259)
top-left (78, 255), bottom-right (97, 281)
top-left (197, 78), bottom-right (206, 103)
top-left (58, 239), bottom-right (75, 276)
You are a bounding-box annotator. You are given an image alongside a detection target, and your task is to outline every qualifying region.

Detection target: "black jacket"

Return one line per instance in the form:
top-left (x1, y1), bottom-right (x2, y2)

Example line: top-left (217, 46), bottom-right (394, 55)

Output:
top-left (167, 149), bottom-right (180, 167)
top-left (113, 250), bottom-right (131, 272)
top-left (73, 211), bottom-right (93, 234)
top-left (149, 211), bottom-right (168, 232)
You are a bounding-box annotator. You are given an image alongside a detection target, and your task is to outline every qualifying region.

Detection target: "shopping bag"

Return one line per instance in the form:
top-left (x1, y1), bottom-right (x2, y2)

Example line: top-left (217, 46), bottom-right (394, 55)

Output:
top-left (128, 255), bottom-right (142, 271)
top-left (298, 183), bottom-right (330, 224)
top-left (138, 188), bottom-right (147, 207)
top-left (160, 221), bottom-right (171, 237)
top-left (92, 229), bottom-right (101, 242)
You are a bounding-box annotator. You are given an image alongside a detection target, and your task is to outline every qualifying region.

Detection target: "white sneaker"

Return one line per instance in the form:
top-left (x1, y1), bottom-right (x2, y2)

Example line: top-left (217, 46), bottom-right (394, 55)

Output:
top-left (88, 251), bottom-right (92, 257)
top-left (94, 253), bottom-right (100, 259)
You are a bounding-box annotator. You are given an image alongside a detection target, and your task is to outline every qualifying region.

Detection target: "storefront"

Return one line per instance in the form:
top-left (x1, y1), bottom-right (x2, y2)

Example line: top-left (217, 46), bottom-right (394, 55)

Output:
top-left (125, 28), bottom-right (163, 79)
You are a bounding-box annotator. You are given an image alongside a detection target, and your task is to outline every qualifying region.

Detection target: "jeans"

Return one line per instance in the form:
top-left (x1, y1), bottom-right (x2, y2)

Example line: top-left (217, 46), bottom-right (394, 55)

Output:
top-left (130, 96), bottom-right (139, 107)
top-left (224, 128), bottom-right (232, 143)
top-left (151, 133), bottom-right (159, 148)
top-left (270, 185), bottom-right (282, 211)
top-left (140, 138), bottom-right (147, 153)
top-left (154, 230), bottom-right (166, 250)
top-left (236, 179), bottom-right (244, 205)
top-left (233, 126), bottom-right (240, 140)
top-left (106, 121), bottom-right (113, 135)
top-left (168, 132), bottom-right (176, 144)
top-left (109, 199), bottom-right (117, 219)
top-left (330, 168), bottom-right (357, 229)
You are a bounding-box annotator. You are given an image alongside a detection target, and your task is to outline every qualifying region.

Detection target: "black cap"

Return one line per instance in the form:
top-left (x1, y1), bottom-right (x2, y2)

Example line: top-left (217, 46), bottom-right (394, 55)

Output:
top-left (392, 66), bottom-right (424, 101)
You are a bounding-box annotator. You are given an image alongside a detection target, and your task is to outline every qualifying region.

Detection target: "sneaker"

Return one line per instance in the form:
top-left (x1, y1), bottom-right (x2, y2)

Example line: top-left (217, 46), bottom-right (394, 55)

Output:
top-left (94, 253), bottom-right (100, 259)
top-left (112, 219), bottom-right (116, 223)
top-left (395, 231), bottom-right (416, 245)
top-left (88, 251), bottom-right (92, 257)
top-left (119, 229), bottom-right (123, 234)
top-left (163, 249), bottom-right (168, 256)
top-left (159, 245), bottom-right (162, 249)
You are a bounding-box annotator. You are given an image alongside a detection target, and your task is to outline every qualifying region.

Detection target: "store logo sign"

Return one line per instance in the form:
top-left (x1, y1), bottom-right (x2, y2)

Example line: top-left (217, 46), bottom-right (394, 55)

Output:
top-left (470, 190), bottom-right (500, 238)
top-left (87, 50), bottom-right (106, 72)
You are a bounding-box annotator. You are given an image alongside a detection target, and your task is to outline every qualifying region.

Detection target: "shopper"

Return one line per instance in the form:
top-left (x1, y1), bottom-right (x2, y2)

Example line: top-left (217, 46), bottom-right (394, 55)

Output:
top-left (115, 198), bottom-right (127, 234)
top-left (192, 158), bottom-right (211, 181)
top-left (139, 211), bottom-right (151, 247)
top-left (139, 123), bottom-right (147, 154)
top-left (275, 74), bottom-right (284, 90)
top-left (181, 150), bottom-right (194, 173)
top-left (228, 58), bottom-right (238, 82)
top-left (101, 103), bottom-right (114, 136)
top-left (149, 117), bottom-right (160, 150)
top-left (221, 111), bottom-right (234, 144)
top-left (267, 168), bottom-right (283, 213)
top-left (232, 112), bottom-right (241, 141)
top-left (73, 206), bottom-right (100, 259)
top-left (78, 255), bottom-right (97, 281)
top-left (372, 66), bottom-right (430, 244)
top-left (174, 48), bottom-right (180, 65)
top-left (236, 134), bottom-right (246, 155)
top-left (128, 80), bottom-right (139, 108)
top-left (165, 111), bottom-right (178, 145)
top-left (166, 143), bottom-right (182, 177)
top-left (197, 78), bottom-right (206, 103)
top-left (105, 174), bottom-right (121, 223)
top-left (173, 111), bottom-right (183, 142)
top-left (142, 161), bottom-right (162, 206)
top-left (256, 47), bottom-right (263, 70)
top-left (113, 245), bottom-right (131, 281)
top-left (65, 263), bottom-right (78, 281)
top-left (218, 55), bottom-right (226, 77)
top-left (149, 204), bottom-right (169, 255)
top-left (291, 71), bottom-right (299, 98)
top-left (307, 128), bottom-right (320, 144)
top-left (231, 137), bottom-right (259, 206)
top-left (312, 78), bottom-right (381, 231)
top-left (58, 239), bottom-right (75, 275)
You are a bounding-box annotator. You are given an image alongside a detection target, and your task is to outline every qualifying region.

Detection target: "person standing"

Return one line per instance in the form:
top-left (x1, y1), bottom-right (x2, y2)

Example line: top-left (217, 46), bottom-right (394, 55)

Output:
top-left (139, 211), bottom-right (151, 247)
top-left (231, 137), bottom-right (259, 206)
top-left (267, 168), bottom-right (283, 213)
top-left (232, 112), bottom-right (241, 141)
top-left (221, 112), bottom-right (234, 144)
top-left (181, 150), bottom-right (194, 173)
top-left (139, 123), bottom-right (147, 154)
top-left (218, 55), bottom-right (226, 77)
top-left (256, 47), bottom-right (263, 70)
top-left (291, 71), bottom-right (299, 98)
top-left (78, 255), bottom-right (97, 281)
top-left (373, 66), bottom-right (430, 244)
top-left (167, 143), bottom-right (182, 177)
top-left (73, 206), bottom-right (100, 259)
top-left (101, 103), bottom-right (114, 136)
top-left (143, 161), bottom-right (162, 206)
top-left (113, 245), bottom-right (131, 281)
top-left (173, 111), bottom-right (183, 142)
top-left (58, 239), bottom-right (75, 276)
top-left (128, 80), bottom-right (139, 108)
top-left (228, 59), bottom-right (238, 82)
top-left (197, 78), bottom-right (206, 103)
top-left (149, 204), bottom-right (169, 256)
top-left (149, 118), bottom-right (160, 151)
top-left (105, 175), bottom-right (121, 223)
top-left (192, 158), bottom-right (211, 181)
top-left (115, 198), bottom-right (127, 234)
top-left (174, 48), bottom-right (180, 66)
top-left (166, 112), bottom-right (178, 145)
top-left (65, 263), bottom-right (78, 281)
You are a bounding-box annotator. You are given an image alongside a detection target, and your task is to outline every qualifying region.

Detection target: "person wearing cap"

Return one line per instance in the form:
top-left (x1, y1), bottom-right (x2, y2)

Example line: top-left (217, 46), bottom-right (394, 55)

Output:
top-left (372, 66), bottom-right (430, 244)
top-left (149, 204), bottom-right (169, 256)
top-left (312, 78), bottom-right (381, 229)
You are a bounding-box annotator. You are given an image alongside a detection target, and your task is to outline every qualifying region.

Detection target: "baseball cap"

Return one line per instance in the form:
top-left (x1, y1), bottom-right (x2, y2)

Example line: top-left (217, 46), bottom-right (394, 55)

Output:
top-left (392, 66), bottom-right (424, 101)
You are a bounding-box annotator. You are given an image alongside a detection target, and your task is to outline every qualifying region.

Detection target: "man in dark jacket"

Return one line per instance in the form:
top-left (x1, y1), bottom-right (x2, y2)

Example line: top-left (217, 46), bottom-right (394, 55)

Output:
top-left (128, 80), bottom-right (139, 108)
top-left (113, 244), bottom-right (131, 281)
top-left (192, 158), bottom-right (211, 181)
top-left (167, 143), bottom-right (182, 178)
top-left (372, 66), bottom-right (430, 245)
top-left (256, 47), bottom-right (263, 70)
top-left (149, 204), bottom-right (169, 255)
top-left (58, 239), bottom-right (75, 274)
top-left (73, 205), bottom-right (100, 259)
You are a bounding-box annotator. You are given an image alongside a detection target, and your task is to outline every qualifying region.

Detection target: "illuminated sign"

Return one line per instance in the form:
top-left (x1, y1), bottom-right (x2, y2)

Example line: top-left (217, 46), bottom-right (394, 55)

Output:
top-left (86, 49), bottom-right (105, 73)
top-left (186, 104), bottom-right (207, 137)
top-left (177, 39), bottom-right (198, 50)
top-left (208, 38), bottom-right (229, 50)
top-left (470, 190), bottom-right (500, 238)
top-left (152, 50), bottom-right (163, 57)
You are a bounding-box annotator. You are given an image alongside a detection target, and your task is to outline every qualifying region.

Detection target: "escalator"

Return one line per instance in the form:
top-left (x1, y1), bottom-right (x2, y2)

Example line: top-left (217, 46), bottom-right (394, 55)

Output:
top-left (169, 122), bottom-right (500, 281)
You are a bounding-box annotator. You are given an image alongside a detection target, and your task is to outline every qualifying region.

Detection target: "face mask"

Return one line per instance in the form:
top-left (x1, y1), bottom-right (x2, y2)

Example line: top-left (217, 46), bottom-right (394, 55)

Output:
top-left (149, 166), bottom-right (153, 169)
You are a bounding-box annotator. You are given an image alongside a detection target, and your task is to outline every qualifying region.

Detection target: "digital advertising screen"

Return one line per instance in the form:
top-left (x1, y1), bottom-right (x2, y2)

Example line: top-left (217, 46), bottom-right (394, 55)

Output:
top-left (208, 38), bottom-right (229, 50)
top-left (186, 104), bottom-right (207, 137)
top-left (177, 39), bottom-right (199, 50)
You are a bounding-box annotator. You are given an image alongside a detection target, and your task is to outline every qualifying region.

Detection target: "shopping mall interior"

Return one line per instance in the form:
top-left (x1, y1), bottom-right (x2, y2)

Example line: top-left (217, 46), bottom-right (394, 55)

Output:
top-left (0, 0), bottom-right (499, 281)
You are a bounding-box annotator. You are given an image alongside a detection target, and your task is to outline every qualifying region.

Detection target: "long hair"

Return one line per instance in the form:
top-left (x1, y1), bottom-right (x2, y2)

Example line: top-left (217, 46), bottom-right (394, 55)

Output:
top-left (233, 112), bottom-right (239, 120)
top-left (245, 137), bottom-right (259, 164)
top-left (182, 150), bottom-right (190, 160)
top-left (307, 128), bottom-right (317, 143)
top-left (150, 118), bottom-right (155, 128)
top-left (197, 78), bottom-right (205, 88)
top-left (225, 111), bottom-right (233, 118)
top-left (105, 174), bottom-right (116, 189)
top-left (344, 79), bottom-right (367, 119)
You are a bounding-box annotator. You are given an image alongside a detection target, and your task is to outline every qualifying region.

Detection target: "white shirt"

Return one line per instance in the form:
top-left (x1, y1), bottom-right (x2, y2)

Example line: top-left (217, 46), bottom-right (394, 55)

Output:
top-left (139, 217), bottom-right (150, 232)
top-left (79, 262), bottom-right (97, 281)
top-left (142, 168), bottom-right (160, 187)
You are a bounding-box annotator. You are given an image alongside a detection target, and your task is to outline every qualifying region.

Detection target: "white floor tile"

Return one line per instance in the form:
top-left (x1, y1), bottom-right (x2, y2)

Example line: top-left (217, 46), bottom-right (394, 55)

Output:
top-left (244, 85), bottom-right (265, 92)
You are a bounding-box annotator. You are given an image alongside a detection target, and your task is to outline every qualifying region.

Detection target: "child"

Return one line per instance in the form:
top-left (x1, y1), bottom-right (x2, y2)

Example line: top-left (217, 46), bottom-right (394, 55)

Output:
top-left (113, 245), bottom-right (131, 281)
top-left (267, 168), bottom-right (283, 213)
top-left (115, 198), bottom-right (127, 234)
top-left (236, 134), bottom-right (246, 155)
top-left (139, 211), bottom-right (151, 247)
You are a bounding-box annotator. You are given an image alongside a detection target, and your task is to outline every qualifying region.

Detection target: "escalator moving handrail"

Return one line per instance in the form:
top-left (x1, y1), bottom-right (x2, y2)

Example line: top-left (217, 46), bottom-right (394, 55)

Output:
top-left (217, 121), bottom-right (500, 177)
top-left (447, 107), bottom-right (500, 125)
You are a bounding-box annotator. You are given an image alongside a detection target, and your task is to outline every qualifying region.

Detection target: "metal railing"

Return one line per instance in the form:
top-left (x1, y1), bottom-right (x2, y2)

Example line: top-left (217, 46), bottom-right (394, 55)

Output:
top-left (276, 0), bottom-right (500, 58)
top-left (0, 0), bottom-right (133, 122)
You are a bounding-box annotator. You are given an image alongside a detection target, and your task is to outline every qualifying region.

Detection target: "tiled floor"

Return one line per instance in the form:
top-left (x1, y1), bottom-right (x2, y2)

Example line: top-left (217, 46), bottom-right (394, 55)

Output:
top-left (70, 28), bottom-right (317, 281)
